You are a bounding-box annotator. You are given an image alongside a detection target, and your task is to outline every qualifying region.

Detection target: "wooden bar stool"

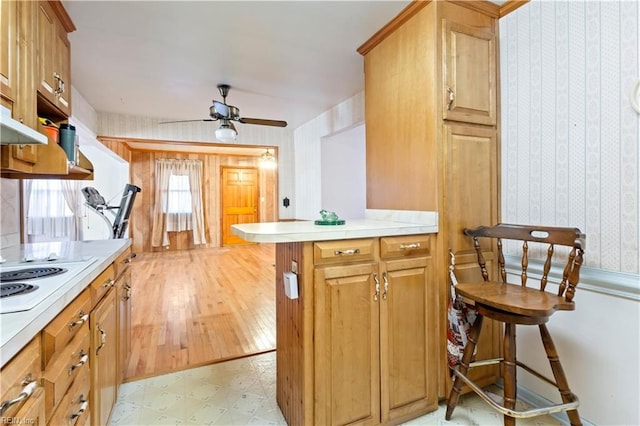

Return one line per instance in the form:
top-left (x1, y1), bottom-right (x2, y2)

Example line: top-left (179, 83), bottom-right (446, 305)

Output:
top-left (446, 224), bottom-right (586, 426)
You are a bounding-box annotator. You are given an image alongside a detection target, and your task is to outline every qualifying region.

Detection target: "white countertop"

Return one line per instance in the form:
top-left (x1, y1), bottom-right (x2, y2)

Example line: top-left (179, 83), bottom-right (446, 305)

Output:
top-left (232, 210), bottom-right (438, 243)
top-left (0, 239), bottom-right (131, 367)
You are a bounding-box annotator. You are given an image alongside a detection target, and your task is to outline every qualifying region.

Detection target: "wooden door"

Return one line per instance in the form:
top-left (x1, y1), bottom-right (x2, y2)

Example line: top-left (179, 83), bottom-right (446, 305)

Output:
top-left (380, 256), bottom-right (437, 423)
top-left (54, 23), bottom-right (70, 115)
top-left (90, 289), bottom-right (117, 426)
top-left (442, 20), bottom-right (496, 125)
top-left (221, 166), bottom-right (259, 246)
top-left (314, 263), bottom-right (380, 426)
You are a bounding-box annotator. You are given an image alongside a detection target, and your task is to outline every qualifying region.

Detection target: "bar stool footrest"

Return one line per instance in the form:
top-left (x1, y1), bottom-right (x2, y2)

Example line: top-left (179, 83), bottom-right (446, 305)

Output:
top-left (451, 358), bottom-right (580, 419)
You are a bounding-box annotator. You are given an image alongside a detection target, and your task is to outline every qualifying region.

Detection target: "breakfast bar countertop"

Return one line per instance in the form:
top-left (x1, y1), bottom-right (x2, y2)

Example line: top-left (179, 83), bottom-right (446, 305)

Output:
top-left (0, 239), bottom-right (131, 367)
top-left (232, 210), bottom-right (438, 243)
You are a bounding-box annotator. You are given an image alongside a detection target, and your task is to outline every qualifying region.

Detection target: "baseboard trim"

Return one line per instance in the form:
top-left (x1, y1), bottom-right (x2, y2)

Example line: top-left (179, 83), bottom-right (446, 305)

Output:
top-left (514, 382), bottom-right (596, 426)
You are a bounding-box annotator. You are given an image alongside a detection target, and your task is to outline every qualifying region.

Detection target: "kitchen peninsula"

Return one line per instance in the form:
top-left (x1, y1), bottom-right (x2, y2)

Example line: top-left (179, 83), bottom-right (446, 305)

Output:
top-left (232, 210), bottom-right (439, 425)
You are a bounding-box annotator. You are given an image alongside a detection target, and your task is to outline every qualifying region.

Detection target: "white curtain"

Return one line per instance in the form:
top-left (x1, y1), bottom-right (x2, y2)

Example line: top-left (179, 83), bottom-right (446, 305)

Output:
top-left (151, 159), bottom-right (206, 247)
top-left (25, 180), bottom-right (77, 242)
top-left (62, 180), bottom-right (83, 240)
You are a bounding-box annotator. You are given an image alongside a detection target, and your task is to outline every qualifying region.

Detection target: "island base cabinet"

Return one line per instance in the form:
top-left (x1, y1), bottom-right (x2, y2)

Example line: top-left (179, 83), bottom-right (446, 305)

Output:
top-left (305, 236), bottom-right (437, 426)
top-left (90, 288), bottom-right (117, 426)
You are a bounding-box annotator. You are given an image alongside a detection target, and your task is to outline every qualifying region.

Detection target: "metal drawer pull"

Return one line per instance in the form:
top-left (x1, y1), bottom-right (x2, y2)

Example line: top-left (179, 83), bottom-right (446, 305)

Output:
top-left (102, 278), bottom-right (115, 288)
top-left (0, 379), bottom-right (37, 415)
top-left (68, 312), bottom-right (89, 330)
top-left (334, 248), bottom-right (360, 256)
top-left (70, 396), bottom-right (88, 421)
top-left (399, 243), bottom-right (421, 250)
top-left (68, 351), bottom-right (89, 376)
top-left (447, 87), bottom-right (455, 110)
top-left (382, 272), bottom-right (389, 300)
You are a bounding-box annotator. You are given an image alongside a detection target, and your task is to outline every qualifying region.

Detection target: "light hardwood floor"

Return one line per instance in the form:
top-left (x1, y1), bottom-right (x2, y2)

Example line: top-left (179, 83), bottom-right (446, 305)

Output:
top-left (124, 243), bottom-right (277, 381)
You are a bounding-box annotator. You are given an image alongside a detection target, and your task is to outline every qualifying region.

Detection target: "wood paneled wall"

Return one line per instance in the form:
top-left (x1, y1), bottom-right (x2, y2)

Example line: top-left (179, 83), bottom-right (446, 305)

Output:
top-left (129, 151), bottom-right (277, 253)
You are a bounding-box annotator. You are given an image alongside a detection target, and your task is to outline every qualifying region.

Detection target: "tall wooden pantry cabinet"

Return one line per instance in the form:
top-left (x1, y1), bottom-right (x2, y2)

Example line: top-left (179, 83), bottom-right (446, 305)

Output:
top-left (358, 0), bottom-right (502, 398)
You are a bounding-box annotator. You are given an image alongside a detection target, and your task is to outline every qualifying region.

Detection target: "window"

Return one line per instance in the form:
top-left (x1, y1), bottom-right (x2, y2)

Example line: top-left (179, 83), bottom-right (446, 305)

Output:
top-left (24, 180), bottom-right (74, 242)
top-left (165, 175), bottom-right (193, 214)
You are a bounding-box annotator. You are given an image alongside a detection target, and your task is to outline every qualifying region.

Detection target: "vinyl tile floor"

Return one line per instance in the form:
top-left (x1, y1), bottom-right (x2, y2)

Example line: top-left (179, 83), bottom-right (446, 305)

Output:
top-left (109, 351), bottom-right (564, 426)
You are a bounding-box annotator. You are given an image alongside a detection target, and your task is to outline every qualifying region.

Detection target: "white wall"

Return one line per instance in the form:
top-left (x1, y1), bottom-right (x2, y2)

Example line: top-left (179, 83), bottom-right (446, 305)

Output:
top-left (70, 87), bottom-right (130, 240)
top-left (320, 124), bottom-right (366, 219)
top-left (293, 91), bottom-right (365, 219)
top-left (500, 2), bottom-right (639, 424)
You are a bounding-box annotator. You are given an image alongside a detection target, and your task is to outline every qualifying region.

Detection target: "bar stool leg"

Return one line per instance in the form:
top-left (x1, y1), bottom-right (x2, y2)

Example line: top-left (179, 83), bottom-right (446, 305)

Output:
top-left (446, 314), bottom-right (484, 420)
top-left (539, 324), bottom-right (582, 426)
top-left (503, 323), bottom-right (517, 426)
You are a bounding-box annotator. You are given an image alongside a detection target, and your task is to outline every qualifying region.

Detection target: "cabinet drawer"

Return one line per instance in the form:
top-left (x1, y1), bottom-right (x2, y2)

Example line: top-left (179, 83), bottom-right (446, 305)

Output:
top-left (380, 235), bottom-right (431, 259)
top-left (42, 289), bottom-right (91, 368)
top-left (314, 238), bottom-right (377, 265)
top-left (90, 264), bottom-right (115, 307)
top-left (0, 337), bottom-right (41, 418)
top-left (42, 324), bottom-right (90, 421)
top-left (114, 247), bottom-right (133, 279)
top-left (48, 364), bottom-right (90, 426)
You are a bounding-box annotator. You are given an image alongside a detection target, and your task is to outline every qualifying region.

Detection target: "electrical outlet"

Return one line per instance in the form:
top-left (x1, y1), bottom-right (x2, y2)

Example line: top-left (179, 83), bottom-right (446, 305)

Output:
top-left (291, 260), bottom-right (298, 274)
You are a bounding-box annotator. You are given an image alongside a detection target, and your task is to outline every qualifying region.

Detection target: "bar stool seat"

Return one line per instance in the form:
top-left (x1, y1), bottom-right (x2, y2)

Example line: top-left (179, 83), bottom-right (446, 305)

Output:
top-left (445, 224), bottom-right (586, 426)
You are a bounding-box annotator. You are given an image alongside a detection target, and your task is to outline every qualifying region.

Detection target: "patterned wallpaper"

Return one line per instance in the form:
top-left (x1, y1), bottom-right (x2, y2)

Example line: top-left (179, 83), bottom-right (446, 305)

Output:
top-left (500, 0), bottom-right (639, 274)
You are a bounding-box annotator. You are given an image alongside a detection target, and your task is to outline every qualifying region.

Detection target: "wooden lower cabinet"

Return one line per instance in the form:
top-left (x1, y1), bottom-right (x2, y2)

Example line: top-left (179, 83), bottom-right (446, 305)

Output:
top-left (0, 337), bottom-right (44, 422)
top-left (116, 267), bottom-right (132, 383)
top-left (90, 288), bottom-right (118, 426)
top-left (277, 235), bottom-right (437, 426)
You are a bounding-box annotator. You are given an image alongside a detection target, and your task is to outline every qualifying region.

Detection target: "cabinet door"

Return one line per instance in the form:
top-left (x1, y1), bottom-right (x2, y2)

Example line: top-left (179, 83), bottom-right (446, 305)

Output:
top-left (90, 289), bottom-right (117, 426)
top-left (314, 263), bottom-right (380, 426)
top-left (1, 0), bottom-right (17, 107)
top-left (442, 20), bottom-right (496, 125)
top-left (116, 268), bottom-right (132, 384)
top-left (54, 23), bottom-right (71, 115)
top-left (37, 1), bottom-right (56, 104)
top-left (15, 0), bottom-right (38, 130)
top-left (444, 123), bottom-right (501, 387)
top-left (380, 256), bottom-right (437, 423)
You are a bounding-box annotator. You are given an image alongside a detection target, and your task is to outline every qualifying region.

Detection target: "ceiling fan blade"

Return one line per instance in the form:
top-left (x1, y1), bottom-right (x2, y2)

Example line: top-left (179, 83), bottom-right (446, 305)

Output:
top-left (239, 117), bottom-right (288, 127)
top-left (159, 119), bottom-right (216, 124)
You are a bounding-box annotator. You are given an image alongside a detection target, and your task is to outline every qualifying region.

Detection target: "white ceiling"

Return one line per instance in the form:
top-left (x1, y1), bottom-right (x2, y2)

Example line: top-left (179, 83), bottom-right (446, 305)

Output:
top-left (64, 1), bottom-right (416, 130)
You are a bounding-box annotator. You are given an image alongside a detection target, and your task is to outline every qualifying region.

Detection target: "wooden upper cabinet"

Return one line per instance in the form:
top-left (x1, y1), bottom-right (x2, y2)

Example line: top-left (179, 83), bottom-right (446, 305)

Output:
top-left (36, 0), bottom-right (72, 117)
top-left (442, 20), bottom-right (496, 126)
top-left (1, 0), bottom-right (18, 109)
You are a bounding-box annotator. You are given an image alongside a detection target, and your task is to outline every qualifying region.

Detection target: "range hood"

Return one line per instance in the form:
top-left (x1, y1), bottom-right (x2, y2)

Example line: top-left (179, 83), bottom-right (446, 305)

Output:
top-left (0, 106), bottom-right (47, 145)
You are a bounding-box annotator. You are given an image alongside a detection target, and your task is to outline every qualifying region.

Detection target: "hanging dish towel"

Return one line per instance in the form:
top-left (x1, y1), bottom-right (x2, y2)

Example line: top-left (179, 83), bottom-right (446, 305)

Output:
top-left (446, 250), bottom-right (479, 370)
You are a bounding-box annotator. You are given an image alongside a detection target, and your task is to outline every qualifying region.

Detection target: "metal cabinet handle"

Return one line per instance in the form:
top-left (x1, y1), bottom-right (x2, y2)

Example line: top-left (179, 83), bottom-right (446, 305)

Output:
top-left (447, 87), bottom-right (455, 110)
top-left (69, 395), bottom-right (88, 422)
top-left (68, 312), bottom-right (89, 330)
top-left (123, 284), bottom-right (132, 301)
top-left (0, 378), bottom-right (37, 415)
top-left (373, 273), bottom-right (380, 302)
top-left (96, 326), bottom-right (107, 355)
top-left (102, 278), bottom-right (115, 288)
top-left (68, 350), bottom-right (88, 376)
top-left (382, 272), bottom-right (389, 300)
top-left (334, 248), bottom-right (360, 256)
top-left (399, 243), bottom-right (421, 250)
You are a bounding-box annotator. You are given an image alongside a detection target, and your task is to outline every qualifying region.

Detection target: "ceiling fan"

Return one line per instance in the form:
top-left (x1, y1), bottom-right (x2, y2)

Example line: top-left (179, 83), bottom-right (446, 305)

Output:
top-left (160, 84), bottom-right (287, 142)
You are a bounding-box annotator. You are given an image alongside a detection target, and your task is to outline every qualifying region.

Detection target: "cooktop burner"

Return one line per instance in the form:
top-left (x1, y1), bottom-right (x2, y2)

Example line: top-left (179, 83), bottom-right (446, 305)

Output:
top-left (0, 267), bottom-right (67, 282)
top-left (1, 283), bottom-right (39, 298)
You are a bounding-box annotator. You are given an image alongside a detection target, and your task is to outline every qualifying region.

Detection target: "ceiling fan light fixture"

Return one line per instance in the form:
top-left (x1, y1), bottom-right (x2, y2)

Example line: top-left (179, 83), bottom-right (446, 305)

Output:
top-left (215, 125), bottom-right (236, 142)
